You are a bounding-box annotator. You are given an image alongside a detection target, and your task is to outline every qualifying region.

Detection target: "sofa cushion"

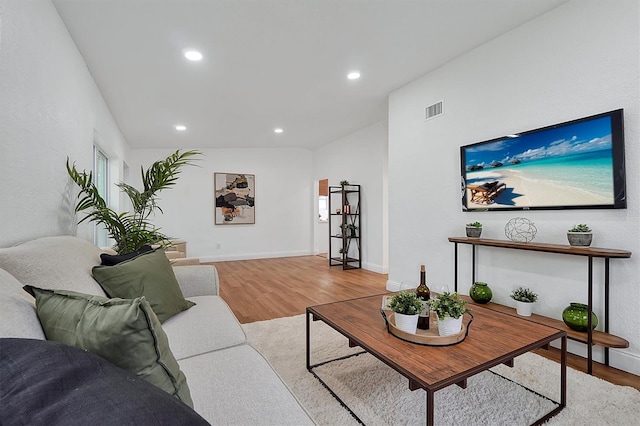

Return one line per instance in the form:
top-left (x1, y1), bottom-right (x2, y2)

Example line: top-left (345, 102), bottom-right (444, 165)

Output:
top-left (23, 286), bottom-right (193, 407)
top-left (100, 244), bottom-right (153, 265)
top-left (0, 269), bottom-right (45, 339)
top-left (0, 236), bottom-right (105, 296)
top-left (92, 249), bottom-right (195, 323)
top-left (163, 295), bottom-right (247, 360)
top-left (172, 265), bottom-right (220, 297)
top-left (0, 338), bottom-right (209, 426)
top-left (178, 344), bottom-right (314, 425)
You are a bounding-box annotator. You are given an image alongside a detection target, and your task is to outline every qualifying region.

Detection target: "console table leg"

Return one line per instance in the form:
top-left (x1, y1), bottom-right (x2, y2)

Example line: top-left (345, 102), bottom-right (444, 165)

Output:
top-left (605, 258), bottom-right (610, 366)
top-left (471, 245), bottom-right (476, 285)
top-left (454, 243), bottom-right (459, 292)
top-left (426, 390), bottom-right (434, 426)
top-left (561, 335), bottom-right (567, 408)
top-left (587, 256), bottom-right (593, 375)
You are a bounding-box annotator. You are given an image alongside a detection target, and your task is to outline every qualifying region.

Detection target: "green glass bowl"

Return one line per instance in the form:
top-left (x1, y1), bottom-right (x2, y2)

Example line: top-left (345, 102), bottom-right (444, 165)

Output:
top-left (562, 302), bottom-right (598, 331)
top-left (469, 282), bottom-right (492, 304)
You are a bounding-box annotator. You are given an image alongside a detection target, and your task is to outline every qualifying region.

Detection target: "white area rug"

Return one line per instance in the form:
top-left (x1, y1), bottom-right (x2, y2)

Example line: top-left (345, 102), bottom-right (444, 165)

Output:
top-left (242, 314), bottom-right (640, 425)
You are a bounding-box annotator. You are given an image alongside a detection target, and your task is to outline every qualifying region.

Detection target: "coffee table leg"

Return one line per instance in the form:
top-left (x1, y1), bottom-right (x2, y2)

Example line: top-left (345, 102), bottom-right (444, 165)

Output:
top-left (306, 310), bottom-right (311, 370)
top-left (426, 389), bottom-right (434, 425)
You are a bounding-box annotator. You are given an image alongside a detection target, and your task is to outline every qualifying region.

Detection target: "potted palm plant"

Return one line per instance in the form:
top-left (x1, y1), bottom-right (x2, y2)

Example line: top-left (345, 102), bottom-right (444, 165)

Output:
top-left (466, 221), bottom-right (482, 238)
top-left (510, 286), bottom-right (538, 316)
top-left (386, 291), bottom-right (423, 333)
top-left (567, 224), bottom-right (592, 247)
top-left (428, 292), bottom-right (468, 336)
top-left (66, 150), bottom-right (201, 254)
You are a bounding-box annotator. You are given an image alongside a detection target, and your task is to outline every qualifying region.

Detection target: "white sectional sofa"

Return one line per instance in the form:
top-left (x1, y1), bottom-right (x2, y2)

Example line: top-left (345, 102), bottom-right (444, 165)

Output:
top-left (0, 236), bottom-right (314, 425)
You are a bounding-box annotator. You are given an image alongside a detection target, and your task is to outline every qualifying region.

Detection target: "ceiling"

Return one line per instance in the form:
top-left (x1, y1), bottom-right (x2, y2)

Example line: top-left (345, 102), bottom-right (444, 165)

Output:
top-left (52, 0), bottom-right (568, 150)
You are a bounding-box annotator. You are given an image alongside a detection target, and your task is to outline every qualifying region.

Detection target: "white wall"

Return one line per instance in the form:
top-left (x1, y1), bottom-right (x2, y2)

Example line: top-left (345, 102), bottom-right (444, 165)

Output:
top-left (127, 148), bottom-right (314, 261)
top-left (313, 121), bottom-right (389, 273)
top-left (0, 0), bottom-right (130, 247)
top-left (388, 0), bottom-right (639, 374)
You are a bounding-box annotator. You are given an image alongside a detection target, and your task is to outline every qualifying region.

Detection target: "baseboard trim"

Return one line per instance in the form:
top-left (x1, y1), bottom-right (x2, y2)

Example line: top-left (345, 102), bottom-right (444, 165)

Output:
top-left (609, 349), bottom-right (640, 376)
top-left (199, 250), bottom-right (312, 263)
top-left (361, 261), bottom-right (387, 274)
top-left (386, 280), bottom-right (417, 291)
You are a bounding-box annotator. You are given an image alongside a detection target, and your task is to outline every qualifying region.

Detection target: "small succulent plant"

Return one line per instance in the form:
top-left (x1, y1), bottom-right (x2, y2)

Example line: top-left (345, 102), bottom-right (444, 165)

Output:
top-left (510, 287), bottom-right (538, 303)
top-left (568, 224), bottom-right (591, 232)
top-left (428, 292), bottom-right (468, 320)
top-left (386, 291), bottom-right (423, 315)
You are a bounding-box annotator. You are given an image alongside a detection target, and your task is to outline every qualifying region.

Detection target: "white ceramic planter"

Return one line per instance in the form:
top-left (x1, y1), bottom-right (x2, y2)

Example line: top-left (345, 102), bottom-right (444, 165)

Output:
top-left (515, 300), bottom-right (534, 317)
top-left (394, 312), bottom-right (419, 333)
top-left (437, 316), bottom-right (463, 336)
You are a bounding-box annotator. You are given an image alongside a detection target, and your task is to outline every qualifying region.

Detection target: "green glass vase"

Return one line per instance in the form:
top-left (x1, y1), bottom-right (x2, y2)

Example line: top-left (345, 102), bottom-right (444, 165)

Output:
top-left (469, 281), bottom-right (492, 304)
top-left (562, 303), bottom-right (598, 331)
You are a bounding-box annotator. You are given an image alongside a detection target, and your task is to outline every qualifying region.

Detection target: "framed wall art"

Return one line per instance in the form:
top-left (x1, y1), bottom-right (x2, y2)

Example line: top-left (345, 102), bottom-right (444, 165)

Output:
top-left (214, 173), bottom-right (255, 224)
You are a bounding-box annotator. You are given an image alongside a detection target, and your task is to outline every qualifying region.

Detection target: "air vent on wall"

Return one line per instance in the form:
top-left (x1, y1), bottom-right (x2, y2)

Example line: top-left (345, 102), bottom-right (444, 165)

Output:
top-left (425, 100), bottom-right (444, 120)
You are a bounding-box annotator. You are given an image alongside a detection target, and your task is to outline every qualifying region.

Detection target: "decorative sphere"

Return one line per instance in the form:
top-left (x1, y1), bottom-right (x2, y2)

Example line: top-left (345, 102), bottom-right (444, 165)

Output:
top-left (505, 217), bottom-right (537, 243)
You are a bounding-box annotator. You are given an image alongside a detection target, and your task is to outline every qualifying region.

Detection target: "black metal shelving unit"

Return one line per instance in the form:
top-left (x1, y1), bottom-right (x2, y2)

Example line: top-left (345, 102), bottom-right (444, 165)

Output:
top-left (328, 184), bottom-right (361, 270)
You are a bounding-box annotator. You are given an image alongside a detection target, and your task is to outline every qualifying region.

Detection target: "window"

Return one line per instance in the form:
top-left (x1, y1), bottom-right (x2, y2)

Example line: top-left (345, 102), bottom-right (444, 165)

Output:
top-left (93, 146), bottom-right (109, 247)
top-left (318, 196), bottom-right (329, 222)
top-left (318, 179), bottom-right (328, 222)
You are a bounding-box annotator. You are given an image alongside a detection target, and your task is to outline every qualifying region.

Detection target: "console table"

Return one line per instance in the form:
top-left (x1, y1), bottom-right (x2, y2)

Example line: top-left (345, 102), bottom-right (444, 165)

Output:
top-left (448, 237), bottom-right (631, 374)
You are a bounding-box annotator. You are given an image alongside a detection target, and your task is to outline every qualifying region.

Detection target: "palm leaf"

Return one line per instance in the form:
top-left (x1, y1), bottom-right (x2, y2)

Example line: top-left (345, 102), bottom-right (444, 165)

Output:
top-left (66, 151), bottom-right (200, 253)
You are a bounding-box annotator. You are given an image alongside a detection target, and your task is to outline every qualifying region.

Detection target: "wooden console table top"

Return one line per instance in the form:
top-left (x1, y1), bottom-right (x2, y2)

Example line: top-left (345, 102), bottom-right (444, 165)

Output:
top-left (448, 237), bottom-right (631, 258)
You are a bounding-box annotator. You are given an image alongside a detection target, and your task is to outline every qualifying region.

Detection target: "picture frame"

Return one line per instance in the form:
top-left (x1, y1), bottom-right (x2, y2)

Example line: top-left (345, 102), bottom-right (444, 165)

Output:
top-left (460, 109), bottom-right (626, 211)
top-left (214, 173), bottom-right (255, 224)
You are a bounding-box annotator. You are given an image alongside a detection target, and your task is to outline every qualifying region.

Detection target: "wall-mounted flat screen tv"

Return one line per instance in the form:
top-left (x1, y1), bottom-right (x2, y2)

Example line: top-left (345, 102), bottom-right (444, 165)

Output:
top-left (461, 109), bottom-right (626, 211)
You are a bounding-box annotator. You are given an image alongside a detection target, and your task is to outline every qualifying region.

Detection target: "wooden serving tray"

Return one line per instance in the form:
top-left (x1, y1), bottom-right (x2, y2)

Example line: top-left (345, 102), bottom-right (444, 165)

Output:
top-left (381, 310), bottom-right (474, 346)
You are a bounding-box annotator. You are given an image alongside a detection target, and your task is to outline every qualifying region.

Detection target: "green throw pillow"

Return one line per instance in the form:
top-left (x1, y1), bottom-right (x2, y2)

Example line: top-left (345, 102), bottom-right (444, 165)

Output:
top-left (92, 249), bottom-right (195, 323)
top-left (23, 286), bottom-right (193, 408)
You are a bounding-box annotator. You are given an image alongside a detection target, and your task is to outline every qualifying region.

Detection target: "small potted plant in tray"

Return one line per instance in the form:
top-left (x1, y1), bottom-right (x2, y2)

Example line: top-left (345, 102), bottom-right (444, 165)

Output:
top-left (466, 221), bottom-right (482, 238)
top-left (510, 286), bottom-right (538, 316)
top-left (386, 291), bottom-right (423, 333)
top-left (346, 224), bottom-right (358, 237)
top-left (567, 224), bottom-right (592, 247)
top-left (428, 292), bottom-right (469, 336)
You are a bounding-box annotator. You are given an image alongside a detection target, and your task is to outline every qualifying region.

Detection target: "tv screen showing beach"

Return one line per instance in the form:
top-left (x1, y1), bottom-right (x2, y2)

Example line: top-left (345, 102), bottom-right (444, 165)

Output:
top-left (461, 109), bottom-right (626, 211)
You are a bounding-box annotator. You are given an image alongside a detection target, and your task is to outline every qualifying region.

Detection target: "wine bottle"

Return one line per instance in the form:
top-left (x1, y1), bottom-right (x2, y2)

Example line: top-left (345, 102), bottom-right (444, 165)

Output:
top-left (416, 264), bottom-right (431, 330)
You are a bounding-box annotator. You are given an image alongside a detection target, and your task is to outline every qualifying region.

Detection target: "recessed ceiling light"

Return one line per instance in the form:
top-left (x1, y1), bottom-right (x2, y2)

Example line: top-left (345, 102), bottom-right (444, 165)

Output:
top-left (274, 128), bottom-right (284, 134)
top-left (175, 125), bottom-right (187, 131)
top-left (347, 71), bottom-right (361, 80)
top-left (184, 50), bottom-right (203, 61)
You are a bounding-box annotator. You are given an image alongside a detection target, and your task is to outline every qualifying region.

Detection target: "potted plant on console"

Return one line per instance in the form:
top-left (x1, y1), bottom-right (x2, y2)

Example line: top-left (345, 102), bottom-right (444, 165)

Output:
top-left (567, 224), bottom-right (592, 247)
top-left (466, 221), bottom-right (482, 238)
top-left (386, 291), bottom-right (423, 334)
top-left (428, 292), bottom-right (468, 337)
top-left (510, 286), bottom-right (538, 317)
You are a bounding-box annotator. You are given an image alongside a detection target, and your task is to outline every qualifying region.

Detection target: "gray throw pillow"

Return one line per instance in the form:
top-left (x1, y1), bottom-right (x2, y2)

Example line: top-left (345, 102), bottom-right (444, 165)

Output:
top-left (92, 248), bottom-right (195, 323)
top-left (23, 286), bottom-right (193, 408)
top-left (1, 338), bottom-right (208, 425)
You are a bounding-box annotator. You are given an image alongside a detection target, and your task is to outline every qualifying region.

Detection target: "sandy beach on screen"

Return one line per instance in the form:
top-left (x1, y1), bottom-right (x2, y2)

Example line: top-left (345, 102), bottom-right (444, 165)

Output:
top-left (466, 168), bottom-right (610, 208)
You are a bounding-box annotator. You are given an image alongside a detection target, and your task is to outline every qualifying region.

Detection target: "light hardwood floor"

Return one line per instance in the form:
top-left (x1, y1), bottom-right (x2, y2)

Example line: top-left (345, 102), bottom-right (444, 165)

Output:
top-left (208, 255), bottom-right (640, 391)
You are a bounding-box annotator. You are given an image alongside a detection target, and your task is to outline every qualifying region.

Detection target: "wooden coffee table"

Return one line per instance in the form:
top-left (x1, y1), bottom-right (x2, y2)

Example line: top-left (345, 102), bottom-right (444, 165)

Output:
top-left (306, 294), bottom-right (566, 425)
